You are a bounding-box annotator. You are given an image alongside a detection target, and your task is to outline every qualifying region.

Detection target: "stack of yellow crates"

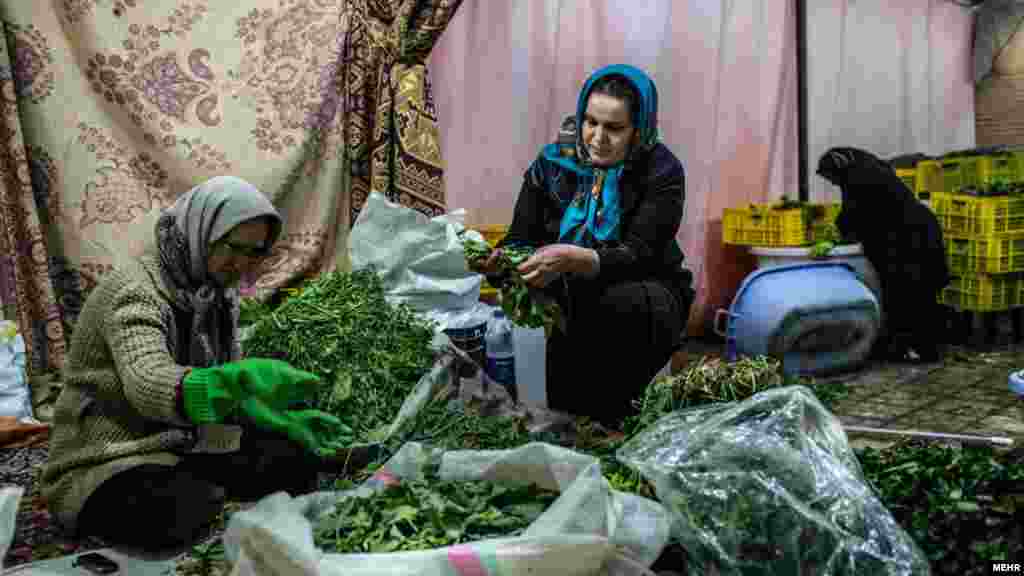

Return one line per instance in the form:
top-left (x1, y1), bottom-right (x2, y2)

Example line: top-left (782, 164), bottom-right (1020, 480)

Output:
top-left (929, 151), bottom-right (1024, 312)
top-left (722, 202), bottom-right (841, 247)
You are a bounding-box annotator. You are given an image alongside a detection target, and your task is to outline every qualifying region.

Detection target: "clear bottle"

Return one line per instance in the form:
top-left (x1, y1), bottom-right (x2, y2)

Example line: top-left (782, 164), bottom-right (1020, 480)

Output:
top-left (485, 309), bottom-right (516, 401)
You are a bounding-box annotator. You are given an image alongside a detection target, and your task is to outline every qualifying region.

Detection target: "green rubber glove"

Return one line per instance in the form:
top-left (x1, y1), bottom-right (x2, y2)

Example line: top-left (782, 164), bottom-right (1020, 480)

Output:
top-left (182, 358), bottom-right (321, 425)
top-left (240, 397), bottom-right (353, 457)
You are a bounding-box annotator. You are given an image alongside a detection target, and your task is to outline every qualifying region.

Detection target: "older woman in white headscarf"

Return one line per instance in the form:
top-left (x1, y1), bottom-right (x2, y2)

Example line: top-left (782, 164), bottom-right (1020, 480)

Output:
top-left (42, 176), bottom-right (349, 550)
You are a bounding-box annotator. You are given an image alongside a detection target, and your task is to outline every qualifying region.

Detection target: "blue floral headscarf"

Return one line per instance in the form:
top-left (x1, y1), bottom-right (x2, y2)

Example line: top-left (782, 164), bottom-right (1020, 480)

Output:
top-left (541, 64), bottom-right (660, 248)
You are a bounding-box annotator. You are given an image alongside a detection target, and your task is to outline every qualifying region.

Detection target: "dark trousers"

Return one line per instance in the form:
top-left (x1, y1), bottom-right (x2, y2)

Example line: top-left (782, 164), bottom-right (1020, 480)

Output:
top-left (546, 279), bottom-right (683, 427)
top-left (877, 279), bottom-right (947, 361)
top-left (77, 428), bottom-right (320, 550)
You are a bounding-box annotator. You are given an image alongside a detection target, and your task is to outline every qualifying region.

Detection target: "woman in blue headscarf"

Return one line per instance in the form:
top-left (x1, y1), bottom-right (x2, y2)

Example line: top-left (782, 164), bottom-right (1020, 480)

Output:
top-left (476, 65), bottom-right (694, 426)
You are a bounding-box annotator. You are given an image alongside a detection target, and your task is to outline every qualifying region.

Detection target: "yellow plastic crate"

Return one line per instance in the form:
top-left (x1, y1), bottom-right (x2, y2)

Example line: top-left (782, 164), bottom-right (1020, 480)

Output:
top-left (946, 233), bottom-right (1024, 274)
top-left (940, 154), bottom-right (1022, 195)
top-left (723, 203), bottom-right (840, 247)
top-left (896, 162), bottom-right (942, 204)
top-left (1015, 150), bottom-right (1024, 182)
top-left (474, 225), bottom-right (509, 248)
top-left (939, 273), bottom-right (1021, 311)
top-left (915, 160), bottom-right (943, 203)
top-left (932, 192), bottom-right (1024, 237)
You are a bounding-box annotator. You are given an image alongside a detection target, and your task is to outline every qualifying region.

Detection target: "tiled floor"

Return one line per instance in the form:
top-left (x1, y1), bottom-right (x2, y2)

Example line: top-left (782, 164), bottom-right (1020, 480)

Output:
top-left (681, 338), bottom-right (1024, 450)
top-left (827, 347), bottom-right (1024, 448)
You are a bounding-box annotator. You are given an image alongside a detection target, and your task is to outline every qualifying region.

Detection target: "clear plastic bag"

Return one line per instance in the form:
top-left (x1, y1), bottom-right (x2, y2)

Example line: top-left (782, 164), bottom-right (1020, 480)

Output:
top-left (617, 385), bottom-right (931, 576)
top-left (224, 442), bottom-right (672, 576)
top-left (0, 321), bottom-right (34, 422)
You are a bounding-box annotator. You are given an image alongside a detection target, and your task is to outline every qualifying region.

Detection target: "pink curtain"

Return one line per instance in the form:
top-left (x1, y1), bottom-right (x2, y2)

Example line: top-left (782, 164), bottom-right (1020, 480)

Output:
top-left (428, 0), bottom-right (799, 335)
top-left (430, 0), bottom-right (975, 336)
top-left (808, 0), bottom-right (976, 202)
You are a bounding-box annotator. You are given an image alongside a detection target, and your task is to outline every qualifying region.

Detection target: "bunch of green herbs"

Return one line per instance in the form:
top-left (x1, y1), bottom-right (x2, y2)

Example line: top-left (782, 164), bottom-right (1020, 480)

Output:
top-left (624, 355), bottom-right (849, 437)
top-left (175, 503), bottom-right (246, 576)
top-left (810, 221), bottom-right (845, 258)
top-left (856, 440), bottom-right (1024, 575)
top-left (545, 355), bottom-right (850, 501)
top-left (238, 296), bottom-right (271, 328)
top-left (402, 395), bottom-right (533, 452)
top-left (241, 268), bottom-right (437, 442)
top-left (769, 196), bottom-right (828, 230)
top-left (462, 236), bottom-right (561, 334)
top-left (566, 418), bottom-right (658, 500)
top-left (625, 356), bottom-right (782, 436)
top-left (313, 474), bottom-right (559, 553)
top-left (960, 178), bottom-right (1024, 197)
top-left (177, 537), bottom-right (226, 576)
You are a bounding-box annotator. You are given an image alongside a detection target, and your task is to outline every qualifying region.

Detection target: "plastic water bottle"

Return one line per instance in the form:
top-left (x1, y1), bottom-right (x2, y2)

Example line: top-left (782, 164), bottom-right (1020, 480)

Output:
top-left (485, 310), bottom-right (516, 401)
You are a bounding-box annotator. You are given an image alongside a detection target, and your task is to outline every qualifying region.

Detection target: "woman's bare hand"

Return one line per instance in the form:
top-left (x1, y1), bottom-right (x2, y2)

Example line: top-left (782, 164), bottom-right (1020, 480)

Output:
top-left (518, 244), bottom-right (599, 288)
top-left (469, 247), bottom-right (504, 276)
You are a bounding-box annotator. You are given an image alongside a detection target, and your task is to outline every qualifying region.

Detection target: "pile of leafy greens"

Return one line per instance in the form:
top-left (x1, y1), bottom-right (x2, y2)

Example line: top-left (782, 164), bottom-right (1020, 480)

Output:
top-left (240, 268), bottom-right (437, 442)
top-left (856, 440), bottom-right (1024, 575)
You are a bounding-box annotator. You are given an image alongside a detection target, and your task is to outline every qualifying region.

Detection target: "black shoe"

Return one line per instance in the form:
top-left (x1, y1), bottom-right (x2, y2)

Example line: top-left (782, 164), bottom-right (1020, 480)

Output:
top-left (886, 347), bottom-right (940, 365)
top-left (909, 346), bottom-right (942, 364)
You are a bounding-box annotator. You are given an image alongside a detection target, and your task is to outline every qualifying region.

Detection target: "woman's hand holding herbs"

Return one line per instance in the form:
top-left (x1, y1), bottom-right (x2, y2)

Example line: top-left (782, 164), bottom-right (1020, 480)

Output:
top-left (517, 244), bottom-right (599, 288)
top-left (461, 236), bottom-right (563, 333)
top-left (467, 246), bottom-right (505, 276)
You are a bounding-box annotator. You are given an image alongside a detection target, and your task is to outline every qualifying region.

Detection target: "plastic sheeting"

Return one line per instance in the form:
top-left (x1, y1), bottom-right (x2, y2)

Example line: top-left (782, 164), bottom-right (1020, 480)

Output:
top-left (617, 386), bottom-right (931, 576)
top-left (349, 192), bottom-right (484, 316)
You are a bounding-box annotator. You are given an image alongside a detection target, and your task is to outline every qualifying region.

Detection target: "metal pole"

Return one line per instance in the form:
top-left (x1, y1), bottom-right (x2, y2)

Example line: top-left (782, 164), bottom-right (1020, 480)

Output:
top-left (796, 0), bottom-right (809, 202)
top-left (843, 425), bottom-right (1016, 448)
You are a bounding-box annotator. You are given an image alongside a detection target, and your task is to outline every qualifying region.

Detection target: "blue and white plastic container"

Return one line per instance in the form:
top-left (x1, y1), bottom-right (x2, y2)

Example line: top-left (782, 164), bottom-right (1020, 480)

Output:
top-left (714, 262), bottom-right (881, 376)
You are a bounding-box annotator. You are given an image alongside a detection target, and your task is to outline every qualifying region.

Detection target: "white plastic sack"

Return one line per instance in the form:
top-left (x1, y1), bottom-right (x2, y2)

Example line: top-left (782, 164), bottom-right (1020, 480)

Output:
top-left (0, 321), bottom-right (34, 422)
top-left (224, 442), bottom-right (672, 576)
top-left (0, 486), bottom-right (23, 569)
top-left (350, 192), bottom-right (484, 315)
top-left (424, 301), bottom-right (495, 335)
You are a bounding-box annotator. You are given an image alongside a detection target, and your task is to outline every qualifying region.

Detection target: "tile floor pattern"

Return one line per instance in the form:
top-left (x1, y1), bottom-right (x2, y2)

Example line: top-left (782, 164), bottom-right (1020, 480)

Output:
top-left (816, 346), bottom-right (1024, 449)
top-left (678, 339), bottom-right (1024, 450)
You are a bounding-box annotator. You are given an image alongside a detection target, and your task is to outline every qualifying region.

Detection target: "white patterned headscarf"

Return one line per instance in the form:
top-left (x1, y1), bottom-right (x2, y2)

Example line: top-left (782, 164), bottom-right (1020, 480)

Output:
top-left (155, 176), bottom-right (282, 367)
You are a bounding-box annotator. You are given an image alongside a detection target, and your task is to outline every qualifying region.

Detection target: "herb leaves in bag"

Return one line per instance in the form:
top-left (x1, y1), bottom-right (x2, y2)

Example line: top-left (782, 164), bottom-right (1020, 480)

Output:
top-left (313, 477), bottom-right (559, 553)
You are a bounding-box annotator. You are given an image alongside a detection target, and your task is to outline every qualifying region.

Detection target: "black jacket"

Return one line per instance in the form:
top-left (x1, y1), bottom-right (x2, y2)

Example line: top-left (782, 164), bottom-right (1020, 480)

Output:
top-left (493, 142), bottom-right (693, 310)
top-left (832, 155), bottom-right (950, 292)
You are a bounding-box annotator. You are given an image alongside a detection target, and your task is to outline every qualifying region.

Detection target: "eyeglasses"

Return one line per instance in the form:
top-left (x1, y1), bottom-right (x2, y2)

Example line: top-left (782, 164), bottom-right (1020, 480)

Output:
top-left (219, 239), bottom-right (270, 259)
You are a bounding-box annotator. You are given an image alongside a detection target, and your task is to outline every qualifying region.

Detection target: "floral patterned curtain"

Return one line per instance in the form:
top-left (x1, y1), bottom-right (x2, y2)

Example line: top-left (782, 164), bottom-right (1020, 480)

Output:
top-left (0, 0), bottom-right (461, 413)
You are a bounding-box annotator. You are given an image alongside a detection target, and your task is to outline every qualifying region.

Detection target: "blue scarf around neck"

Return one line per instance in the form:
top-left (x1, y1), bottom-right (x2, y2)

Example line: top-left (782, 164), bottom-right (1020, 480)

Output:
top-left (543, 64), bottom-right (660, 248)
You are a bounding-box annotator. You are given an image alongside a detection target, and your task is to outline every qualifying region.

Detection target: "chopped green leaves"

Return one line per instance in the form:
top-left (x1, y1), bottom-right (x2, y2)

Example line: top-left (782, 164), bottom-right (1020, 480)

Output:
top-left (313, 476), bottom-right (559, 554)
